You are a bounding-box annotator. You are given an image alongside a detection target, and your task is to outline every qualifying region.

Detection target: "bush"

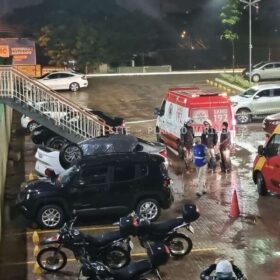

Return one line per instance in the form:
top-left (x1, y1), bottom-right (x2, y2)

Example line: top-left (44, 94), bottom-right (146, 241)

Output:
top-left (219, 73), bottom-right (251, 89)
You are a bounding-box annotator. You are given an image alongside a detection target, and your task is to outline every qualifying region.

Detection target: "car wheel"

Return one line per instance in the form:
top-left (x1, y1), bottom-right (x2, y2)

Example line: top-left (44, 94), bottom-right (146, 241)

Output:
top-left (252, 74), bottom-right (260, 83)
top-left (59, 143), bottom-right (83, 169)
top-left (236, 109), bottom-right (251, 124)
top-left (27, 121), bottom-right (39, 133)
top-left (69, 82), bottom-right (80, 92)
top-left (256, 173), bottom-right (267, 196)
top-left (37, 205), bottom-right (65, 228)
top-left (136, 199), bottom-right (161, 222)
top-left (46, 136), bottom-right (68, 150)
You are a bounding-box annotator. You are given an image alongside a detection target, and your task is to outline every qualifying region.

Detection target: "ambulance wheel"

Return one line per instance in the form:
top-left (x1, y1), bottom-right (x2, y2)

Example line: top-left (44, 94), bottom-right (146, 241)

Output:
top-left (177, 141), bottom-right (184, 159)
top-left (256, 173), bottom-right (267, 196)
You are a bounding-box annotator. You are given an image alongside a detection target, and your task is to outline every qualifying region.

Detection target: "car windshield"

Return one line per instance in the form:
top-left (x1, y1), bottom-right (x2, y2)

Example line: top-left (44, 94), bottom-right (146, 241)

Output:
top-left (239, 88), bottom-right (257, 98)
top-left (57, 165), bottom-right (79, 187)
top-left (37, 73), bottom-right (51, 79)
top-left (253, 61), bottom-right (266, 69)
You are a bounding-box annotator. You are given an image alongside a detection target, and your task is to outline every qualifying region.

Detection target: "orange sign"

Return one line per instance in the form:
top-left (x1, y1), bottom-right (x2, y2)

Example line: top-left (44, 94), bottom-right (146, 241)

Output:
top-left (0, 45), bottom-right (10, 58)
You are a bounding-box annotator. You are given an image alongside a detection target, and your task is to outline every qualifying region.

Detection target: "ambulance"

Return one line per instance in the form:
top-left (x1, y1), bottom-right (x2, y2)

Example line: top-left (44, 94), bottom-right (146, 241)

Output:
top-left (253, 124), bottom-right (280, 195)
top-left (155, 87), bottom-right (235, 155)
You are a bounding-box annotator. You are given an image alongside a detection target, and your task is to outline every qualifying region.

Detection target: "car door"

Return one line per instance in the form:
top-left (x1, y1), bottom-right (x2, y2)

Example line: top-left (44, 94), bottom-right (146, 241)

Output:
top-left (262, 134), bottom-right (280, 193)
top-left (252, 89), bottom-right (274, 115)
top-left (109, 163), bottom-right (137, 214)
top-left (57, 73), bottom-right (73, 90)
top-left (272, 63), bottom-right (280, 79)
top-left (70, 165), bottom-right (111, 215)
top-left (270, 88), bottom-right (280, 114)
top-left (40, 73), bottom-right (61, 89)
top-left (261, 63), bottom-right (274, 79)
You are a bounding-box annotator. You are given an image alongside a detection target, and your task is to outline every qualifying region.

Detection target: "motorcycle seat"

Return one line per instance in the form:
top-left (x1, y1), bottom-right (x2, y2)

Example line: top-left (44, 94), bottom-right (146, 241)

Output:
top-left (113, 259), bottom-right (152, 280)
top-left (85, 230), bottom-right (123, 247)
top-left (142, 217), bottom-right (185, 235)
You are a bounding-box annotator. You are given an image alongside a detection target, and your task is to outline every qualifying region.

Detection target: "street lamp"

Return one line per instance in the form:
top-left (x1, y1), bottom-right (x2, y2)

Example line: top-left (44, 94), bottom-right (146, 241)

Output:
top-left (240, 0), bottom-right (261, 83)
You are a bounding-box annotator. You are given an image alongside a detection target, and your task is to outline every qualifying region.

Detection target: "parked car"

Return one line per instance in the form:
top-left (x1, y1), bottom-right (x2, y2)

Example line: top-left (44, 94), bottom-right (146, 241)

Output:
top-left (31, 110), bottom-right (126, 148)
top-left (242, 61), bottom-right (280, 82)
top-left (230, 84), bottom-right (280, 124)
top-left (262, 112), bottom-right (280, 135)
top-left (36, 71), bottom-right (88, 92)
top-left (17, 152), bottom-right (174, 228)
top-left (35, 134), bottom-right (168, 176)
top-left (21, 101), bottom-right (69, 132)
top-left (253, 124), bottom-right (280, 196)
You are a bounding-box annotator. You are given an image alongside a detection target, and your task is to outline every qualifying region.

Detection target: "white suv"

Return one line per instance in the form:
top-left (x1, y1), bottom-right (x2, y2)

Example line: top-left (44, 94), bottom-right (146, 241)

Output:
top-left (37, 71), bottom-right (88, 92)
top-left (230, 84), bottom-right (280, 124)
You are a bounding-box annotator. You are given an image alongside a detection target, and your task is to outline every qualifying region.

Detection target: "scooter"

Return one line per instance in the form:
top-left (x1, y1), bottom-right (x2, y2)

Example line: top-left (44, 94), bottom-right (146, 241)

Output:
top-left (37, 216), bottom-right (133, 272)
top-left (79, 242), bottom-right (170, 280)
top-left (119, 204), bottom-right (200, 257)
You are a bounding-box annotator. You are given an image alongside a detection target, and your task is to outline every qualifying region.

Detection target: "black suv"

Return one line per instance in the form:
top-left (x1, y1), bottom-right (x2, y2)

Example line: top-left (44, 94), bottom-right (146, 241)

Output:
top-left (17, 152), bottom-right (173, 228)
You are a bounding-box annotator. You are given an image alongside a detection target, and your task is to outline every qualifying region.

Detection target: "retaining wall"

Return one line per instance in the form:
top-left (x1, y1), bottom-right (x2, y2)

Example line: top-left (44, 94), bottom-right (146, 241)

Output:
top-left (0, 105), bottom-right (12, 240)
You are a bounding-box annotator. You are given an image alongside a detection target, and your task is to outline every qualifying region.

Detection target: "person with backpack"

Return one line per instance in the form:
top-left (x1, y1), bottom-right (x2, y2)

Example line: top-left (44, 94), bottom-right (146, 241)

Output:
top-left (201, 119), bottom-right (218, 173)
top-left (193, 137), bottom-right (210, 197)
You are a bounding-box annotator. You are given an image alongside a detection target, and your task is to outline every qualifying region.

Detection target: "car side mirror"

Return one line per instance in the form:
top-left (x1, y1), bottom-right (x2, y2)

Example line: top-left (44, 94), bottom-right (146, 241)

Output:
top-left (254, 95), bottom-right (260, 99)
top-left (258, 145), bottom-right (265, 156)
top-left (154, 108), bottom-right (160, 116)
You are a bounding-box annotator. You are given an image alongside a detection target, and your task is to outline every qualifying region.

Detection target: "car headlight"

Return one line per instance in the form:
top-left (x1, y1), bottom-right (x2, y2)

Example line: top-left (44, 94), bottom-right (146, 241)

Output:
top-left (231, 102), bottom-right (238, 107)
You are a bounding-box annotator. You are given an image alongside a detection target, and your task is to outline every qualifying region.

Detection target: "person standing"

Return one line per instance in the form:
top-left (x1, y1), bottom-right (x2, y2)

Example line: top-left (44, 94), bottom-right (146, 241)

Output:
top-left (193, 137), bottom-right (210, 197)
top-left (180, 118), bottom-right (195, 172)
top-left (219, 121), bottom-right (232, 173)
top-left (201, 119), bottom-right (218, 172)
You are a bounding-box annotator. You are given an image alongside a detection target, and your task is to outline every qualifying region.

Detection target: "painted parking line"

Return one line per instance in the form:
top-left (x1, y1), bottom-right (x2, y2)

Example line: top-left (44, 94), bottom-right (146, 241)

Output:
top-left (0, 247), bottom-right (217, 267)
top-left (126, 119), bottom-right (156, 124)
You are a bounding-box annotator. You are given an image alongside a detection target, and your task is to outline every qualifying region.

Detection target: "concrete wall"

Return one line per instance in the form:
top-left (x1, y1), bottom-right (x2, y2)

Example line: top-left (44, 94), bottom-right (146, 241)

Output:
top-left (0, 105), bottom-right (12, 239)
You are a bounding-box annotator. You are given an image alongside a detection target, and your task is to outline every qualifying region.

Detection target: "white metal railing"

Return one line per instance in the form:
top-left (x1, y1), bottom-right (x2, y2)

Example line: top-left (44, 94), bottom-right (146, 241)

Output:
top-left (0, 66), bottom-right (110, 140)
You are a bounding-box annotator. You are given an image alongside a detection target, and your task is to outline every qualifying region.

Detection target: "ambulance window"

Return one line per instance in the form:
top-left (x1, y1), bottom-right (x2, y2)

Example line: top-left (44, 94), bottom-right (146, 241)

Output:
top-left (265, 134), bottom-right (280, 157)
top-left (160, 100), bottom-right (166, 115)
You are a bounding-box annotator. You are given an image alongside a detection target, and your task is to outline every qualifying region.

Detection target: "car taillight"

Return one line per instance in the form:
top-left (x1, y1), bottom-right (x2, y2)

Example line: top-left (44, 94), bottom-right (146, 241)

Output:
top-left (159, 149), bottom-right (167, 158)
top-left (81, 75), bottom-right (87, 80)
top-left (163, 177), bottom-right (170, 187)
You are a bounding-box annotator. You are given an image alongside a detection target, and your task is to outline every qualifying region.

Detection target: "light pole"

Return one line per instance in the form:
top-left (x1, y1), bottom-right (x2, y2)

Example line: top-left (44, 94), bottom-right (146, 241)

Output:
top-left (240, 0), bottom-right (261, 83)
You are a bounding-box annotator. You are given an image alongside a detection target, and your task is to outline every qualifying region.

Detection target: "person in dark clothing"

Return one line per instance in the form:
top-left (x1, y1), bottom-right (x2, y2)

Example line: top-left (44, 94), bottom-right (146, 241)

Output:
top-left (200, 259), bottom-right (246, 280)
top-left (201, 119), bottom-right (218, 172)
top-left (219, 121), bottom-right (232, 173)
top-left (180, 118), bottom-right (194, 172)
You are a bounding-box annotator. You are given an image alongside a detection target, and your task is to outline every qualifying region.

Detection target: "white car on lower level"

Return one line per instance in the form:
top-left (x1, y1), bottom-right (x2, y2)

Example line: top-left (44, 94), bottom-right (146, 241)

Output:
top-left (35, 135), bottom-right (168, 176)
top-left (36, 71), bottom-right (88, 92)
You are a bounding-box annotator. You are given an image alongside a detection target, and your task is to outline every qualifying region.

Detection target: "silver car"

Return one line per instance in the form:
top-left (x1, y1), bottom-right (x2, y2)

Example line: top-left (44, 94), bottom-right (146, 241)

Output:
top-left (243, 61), bottom-right (280, 82)
top-left (230, 84), bottom-right (280, 124)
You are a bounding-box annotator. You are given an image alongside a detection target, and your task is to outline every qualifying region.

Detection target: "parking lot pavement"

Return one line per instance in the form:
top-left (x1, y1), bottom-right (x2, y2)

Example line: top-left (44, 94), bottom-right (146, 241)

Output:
top-left (1, 74), bottom-right (280, 280)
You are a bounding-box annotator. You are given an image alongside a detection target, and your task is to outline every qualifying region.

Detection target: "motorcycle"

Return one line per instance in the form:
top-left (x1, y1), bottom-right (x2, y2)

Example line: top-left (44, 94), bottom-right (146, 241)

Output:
top-left (119, 204), bottom-right (200, 257)
top-left (37, 216), bottom-right (133, 272)
top-left (79, 242), bottom-right (170, 280)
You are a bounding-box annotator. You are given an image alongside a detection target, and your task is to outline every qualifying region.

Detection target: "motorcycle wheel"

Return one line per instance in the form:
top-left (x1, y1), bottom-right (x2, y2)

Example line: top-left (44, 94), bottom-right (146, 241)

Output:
top-left (102, 247), bottom-right (130, 269)
top-left (37, 247), bottom-right (67, 272)
top-left (165, 233), bottom-right (193, 257)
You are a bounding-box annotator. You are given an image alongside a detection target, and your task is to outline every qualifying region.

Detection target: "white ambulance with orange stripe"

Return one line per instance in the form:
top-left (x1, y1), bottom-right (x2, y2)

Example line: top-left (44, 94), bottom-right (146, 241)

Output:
top-left (155, 87), bottom-right (235, 155)
top-left (253, 124), bottom-right (280, 195)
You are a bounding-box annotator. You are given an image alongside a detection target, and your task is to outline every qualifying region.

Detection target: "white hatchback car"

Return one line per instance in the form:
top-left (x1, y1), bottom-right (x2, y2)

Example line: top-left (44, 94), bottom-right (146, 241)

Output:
top-left (35, 135), bottom-right (168, 176)
top-left (37, 71), bottom-right (88, 92)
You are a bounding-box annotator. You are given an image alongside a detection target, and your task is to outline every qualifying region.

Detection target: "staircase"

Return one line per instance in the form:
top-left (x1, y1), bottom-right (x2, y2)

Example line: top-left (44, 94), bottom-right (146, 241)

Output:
top-left (0, 66), bottom-right (109, 143)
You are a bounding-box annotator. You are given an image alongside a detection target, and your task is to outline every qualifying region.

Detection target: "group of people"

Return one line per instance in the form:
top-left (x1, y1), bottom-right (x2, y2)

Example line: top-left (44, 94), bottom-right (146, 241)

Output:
top-left (180, 118), bottom-right (232, 197)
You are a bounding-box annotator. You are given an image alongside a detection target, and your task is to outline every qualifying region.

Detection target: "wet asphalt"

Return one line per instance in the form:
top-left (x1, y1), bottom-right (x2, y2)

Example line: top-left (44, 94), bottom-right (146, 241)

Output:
top-left (0, 73), bottom-right (280, 280)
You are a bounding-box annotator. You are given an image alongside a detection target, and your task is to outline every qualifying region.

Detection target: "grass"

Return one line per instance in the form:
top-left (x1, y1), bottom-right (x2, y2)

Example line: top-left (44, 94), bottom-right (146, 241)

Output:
top-left (219, 73), bottom-right (252, 89)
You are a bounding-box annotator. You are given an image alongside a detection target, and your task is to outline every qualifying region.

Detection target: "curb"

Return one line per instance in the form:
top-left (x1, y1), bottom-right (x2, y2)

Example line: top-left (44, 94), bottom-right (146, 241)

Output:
top-left (206, 78), bottom-right (245, 95)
